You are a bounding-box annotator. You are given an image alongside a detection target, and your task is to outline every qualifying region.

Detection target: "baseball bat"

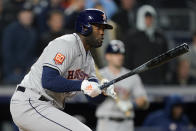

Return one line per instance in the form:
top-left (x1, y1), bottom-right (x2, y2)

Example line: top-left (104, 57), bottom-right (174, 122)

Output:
top-left (99, 43), bottom-right (189, 90)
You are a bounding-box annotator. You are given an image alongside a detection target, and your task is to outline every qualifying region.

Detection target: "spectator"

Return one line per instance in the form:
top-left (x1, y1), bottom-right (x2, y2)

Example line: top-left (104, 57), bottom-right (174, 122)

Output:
top-left (85, 0), bottom-right (117, 19)
top-left (64, 0), bottom-right (85, 31)
top-left (38, 10), bottom-right (72, 56)
top-left (167, 57), bottom-right (196, 86)
top-left (1, 0), bottom-right (26, 26)
top-left (36, 0), bottom-right (64, 33)
top-left (123, 5), bottom-right (168, 85)
top-left (111, 0), bottom-right (137, 39)
top-left (143, 94), bottom-right (190, 131)
top-left (26, 0), bottom-right (49, 15)
top-left (2, 8), bottom-right (37, 84)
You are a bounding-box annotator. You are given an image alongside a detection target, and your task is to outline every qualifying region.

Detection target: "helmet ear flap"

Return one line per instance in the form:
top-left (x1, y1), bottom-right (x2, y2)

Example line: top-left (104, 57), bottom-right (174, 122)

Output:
top-left (81, 24), bottom-right (92, 36)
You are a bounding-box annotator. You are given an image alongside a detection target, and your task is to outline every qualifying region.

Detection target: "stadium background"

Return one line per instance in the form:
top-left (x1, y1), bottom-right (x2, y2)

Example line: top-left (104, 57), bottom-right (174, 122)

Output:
top-left (1, 0), bottom-right (196, 131)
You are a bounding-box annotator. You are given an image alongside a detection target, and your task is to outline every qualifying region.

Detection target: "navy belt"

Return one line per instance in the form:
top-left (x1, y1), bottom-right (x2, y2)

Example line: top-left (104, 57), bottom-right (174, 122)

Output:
top-left (100, 117), bottom-right (133, 122)
top-left (17, 86), bottom-right (49, 102)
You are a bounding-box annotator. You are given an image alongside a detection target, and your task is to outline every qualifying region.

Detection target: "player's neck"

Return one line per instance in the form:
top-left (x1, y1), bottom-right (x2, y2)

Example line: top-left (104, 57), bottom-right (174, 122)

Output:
top-left (108, 65), bottom-right (121, 75)
top-left (78, 34), bottom-right (90, 51)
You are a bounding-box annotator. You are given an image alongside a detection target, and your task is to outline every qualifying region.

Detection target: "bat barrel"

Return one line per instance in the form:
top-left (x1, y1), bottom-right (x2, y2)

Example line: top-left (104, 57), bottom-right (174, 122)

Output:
top-left (146, 43), bottom-right (189, 68)
top-left (99, 43), bottom-right (189, 90)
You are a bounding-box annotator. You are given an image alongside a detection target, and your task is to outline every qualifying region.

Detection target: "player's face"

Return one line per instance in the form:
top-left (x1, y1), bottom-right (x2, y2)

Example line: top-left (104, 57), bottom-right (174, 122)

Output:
top-left (87, 24), bottom-right (105, 48)
top-left (106, 53), bottom-right (124, 68)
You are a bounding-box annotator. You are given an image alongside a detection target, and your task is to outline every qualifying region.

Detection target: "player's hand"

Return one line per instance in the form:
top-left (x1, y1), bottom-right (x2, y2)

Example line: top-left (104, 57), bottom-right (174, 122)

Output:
top-left (101, 79), bottom-right (117, 99)
top-left (81, 80), bottom-right (101, 97)
top-left (116, 99), bottom-right (133, 112)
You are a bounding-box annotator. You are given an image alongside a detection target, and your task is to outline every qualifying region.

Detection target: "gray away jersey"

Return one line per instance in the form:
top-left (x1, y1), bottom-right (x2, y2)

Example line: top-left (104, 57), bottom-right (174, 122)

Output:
top-left (19, 33), bottom-right (97, 109)
top-left (96, 67), bottom-right (147, 118)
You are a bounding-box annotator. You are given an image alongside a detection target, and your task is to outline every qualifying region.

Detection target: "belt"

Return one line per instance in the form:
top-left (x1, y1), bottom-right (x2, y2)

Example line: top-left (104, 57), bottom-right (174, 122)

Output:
top-left (17, 86), bottom-right (49, 102)
top-left (100, 117), bottom-right (132, 122)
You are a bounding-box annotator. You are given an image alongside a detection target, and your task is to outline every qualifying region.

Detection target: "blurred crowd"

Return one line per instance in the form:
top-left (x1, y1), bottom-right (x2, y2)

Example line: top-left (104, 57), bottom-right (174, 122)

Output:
top-left (0, 0), bottom-right (196, 86)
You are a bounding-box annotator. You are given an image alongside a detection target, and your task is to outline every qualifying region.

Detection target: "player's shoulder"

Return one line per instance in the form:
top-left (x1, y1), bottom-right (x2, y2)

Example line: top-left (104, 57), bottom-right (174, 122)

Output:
top-left (49, 33), bottom-right (78, 49)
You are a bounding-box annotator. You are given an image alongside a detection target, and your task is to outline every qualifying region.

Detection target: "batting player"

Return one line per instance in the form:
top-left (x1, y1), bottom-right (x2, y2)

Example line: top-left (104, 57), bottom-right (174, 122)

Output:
top-left (10, 9), bottom-right (116, 131)
top-left (96, 40), bottom-right (149, 131)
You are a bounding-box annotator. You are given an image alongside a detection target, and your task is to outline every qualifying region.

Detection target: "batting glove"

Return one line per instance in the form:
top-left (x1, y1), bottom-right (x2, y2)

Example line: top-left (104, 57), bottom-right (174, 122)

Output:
top-left (101, 79), bottom-right (117, 99)
top-left (81, 80), bottom-right (101, 97)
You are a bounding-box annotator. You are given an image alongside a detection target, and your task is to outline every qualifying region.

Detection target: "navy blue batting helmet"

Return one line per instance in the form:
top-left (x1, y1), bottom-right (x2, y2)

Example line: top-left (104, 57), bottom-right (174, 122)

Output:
top-left (106, 40), bottom-right (125, 54)
top-left (75, 8), bottom-right (113, 36)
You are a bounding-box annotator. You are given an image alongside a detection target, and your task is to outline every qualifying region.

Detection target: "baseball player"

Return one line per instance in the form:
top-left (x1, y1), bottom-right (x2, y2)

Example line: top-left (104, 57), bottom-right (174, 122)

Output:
top-left (10, 9), bottom-right (116, 131)
top-left (96, 40), bottom-right (149, 131)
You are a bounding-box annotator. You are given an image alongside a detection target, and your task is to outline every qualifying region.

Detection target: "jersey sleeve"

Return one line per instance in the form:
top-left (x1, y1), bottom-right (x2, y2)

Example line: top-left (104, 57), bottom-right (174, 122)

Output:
top-left (131, 75), bottom-right (147, 98)
top-left (42, 39), bottom-right (74, 75)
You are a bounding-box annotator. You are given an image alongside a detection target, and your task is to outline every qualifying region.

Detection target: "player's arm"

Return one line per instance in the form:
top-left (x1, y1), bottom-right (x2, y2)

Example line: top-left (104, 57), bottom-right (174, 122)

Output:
top-left (83, 60), bottom-right (116, 103)
top-left (132, 75), bottom-right (149, 110)
top-left (42, 66), bottom-right (101, 97)
top-left (41, 40), bottom-right (82, 92)
top-left (134, 95), bottom-right (149, 109)
top-left (42, 66), bottom-right (82, 92)
top-left (41, 39), bottom-right (101, 97)
top-left (117, 75), bottom-right (149, 112)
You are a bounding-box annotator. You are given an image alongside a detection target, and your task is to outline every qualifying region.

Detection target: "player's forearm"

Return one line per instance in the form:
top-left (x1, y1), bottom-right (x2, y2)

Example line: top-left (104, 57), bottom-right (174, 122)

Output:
top-left (42, 66), bottom-right (82, 92)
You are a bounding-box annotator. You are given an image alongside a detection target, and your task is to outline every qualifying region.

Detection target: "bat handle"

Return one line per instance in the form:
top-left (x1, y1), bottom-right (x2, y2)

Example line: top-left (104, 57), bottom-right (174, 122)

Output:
top-left (99, 80), bottom-right (115, 90)
top-left (98, 69), bottom-right (137, 90)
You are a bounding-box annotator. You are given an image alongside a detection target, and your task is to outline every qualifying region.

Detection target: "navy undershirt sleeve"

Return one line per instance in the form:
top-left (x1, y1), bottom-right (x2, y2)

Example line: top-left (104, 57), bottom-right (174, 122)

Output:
top-left (42, 66), bottom-right (82, 92)
top-left (86, 94), bottom-right (107, 104)
top-left (88, 78), bottom-right (99, 83)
